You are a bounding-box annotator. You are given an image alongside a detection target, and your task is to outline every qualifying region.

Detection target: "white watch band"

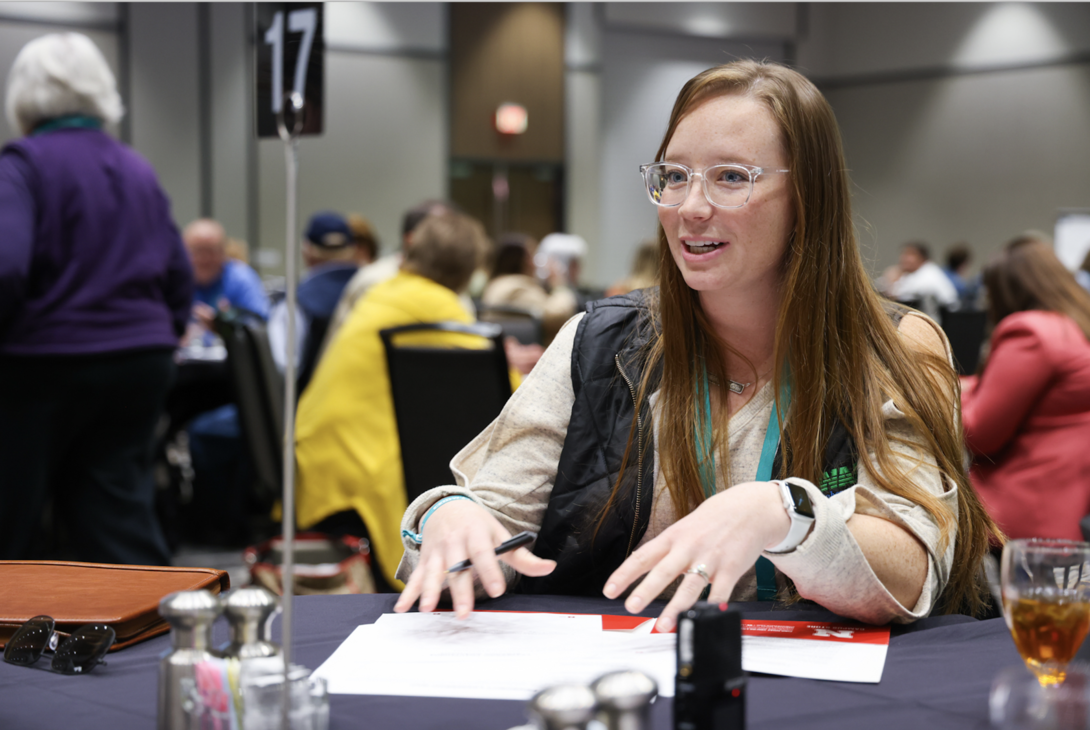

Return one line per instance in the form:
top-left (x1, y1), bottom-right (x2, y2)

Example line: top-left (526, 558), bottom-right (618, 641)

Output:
top-left (766, 479), bottom-right (816, 553)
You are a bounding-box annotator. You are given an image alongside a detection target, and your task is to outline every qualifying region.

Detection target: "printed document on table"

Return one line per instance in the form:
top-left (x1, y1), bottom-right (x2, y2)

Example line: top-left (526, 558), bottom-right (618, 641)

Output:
top-left (313, 612), bottom-right (891, 699)
top-left (313, 611), bottom-right (676, 700)
top-left (604, 616), bottom-right (890, 683)
top-left (376, 610), bottom-right (604, 635)
top-left (741, 621), bottom-right (890, 683)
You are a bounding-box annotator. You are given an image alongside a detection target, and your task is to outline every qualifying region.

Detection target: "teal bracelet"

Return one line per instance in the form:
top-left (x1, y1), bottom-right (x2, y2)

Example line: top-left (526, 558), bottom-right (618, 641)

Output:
top-left (401, 495), bottom-right (472, 545)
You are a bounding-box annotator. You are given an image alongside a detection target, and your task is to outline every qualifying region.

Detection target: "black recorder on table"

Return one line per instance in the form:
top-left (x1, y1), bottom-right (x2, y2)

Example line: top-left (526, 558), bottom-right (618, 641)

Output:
top-left (673, 602), bottom-right (745, 730)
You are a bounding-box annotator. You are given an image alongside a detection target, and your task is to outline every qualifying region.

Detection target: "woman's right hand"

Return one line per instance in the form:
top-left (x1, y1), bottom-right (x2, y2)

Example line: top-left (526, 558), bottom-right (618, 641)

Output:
top-left (392, 499), bottom-right (556, 618)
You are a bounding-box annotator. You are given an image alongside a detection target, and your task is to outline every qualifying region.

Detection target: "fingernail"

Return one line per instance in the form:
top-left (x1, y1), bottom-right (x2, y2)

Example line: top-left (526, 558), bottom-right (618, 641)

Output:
top-left (604, 582), bottom-right (617, 598)
top-left (656, 616), bottom-right (673, 632)
top-left (489, 582), bottom-right (504, 596)
top-left (626, 595), bottom-right (643, 612)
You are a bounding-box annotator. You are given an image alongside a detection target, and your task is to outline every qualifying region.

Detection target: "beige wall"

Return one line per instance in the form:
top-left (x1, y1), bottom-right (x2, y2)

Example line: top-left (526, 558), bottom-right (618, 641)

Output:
top-left (128, 3), bottom-right (202, 229)
top-left (798, 3), bottom-right (1090, 276)
top-left (827, 65), bottom-right (1090, 276)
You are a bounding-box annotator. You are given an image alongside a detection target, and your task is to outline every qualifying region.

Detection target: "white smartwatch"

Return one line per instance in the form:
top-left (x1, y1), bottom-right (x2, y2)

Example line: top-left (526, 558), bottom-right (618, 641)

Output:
top-left (765, 479), bottom-right (816, 553)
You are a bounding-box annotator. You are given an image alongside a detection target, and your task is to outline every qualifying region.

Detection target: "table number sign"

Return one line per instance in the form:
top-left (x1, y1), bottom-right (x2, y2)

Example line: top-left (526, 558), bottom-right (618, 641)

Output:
top-left (255, 2), bottom-right (324, 138)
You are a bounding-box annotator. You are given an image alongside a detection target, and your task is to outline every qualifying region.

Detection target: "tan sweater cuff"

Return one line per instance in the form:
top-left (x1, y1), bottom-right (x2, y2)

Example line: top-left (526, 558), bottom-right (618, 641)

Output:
top-left (395, 488), bottom-right (523, 594)
top-left (395, 488), bottom-right (482, 583)
top-left (763, 480), bottom-right (934, 624)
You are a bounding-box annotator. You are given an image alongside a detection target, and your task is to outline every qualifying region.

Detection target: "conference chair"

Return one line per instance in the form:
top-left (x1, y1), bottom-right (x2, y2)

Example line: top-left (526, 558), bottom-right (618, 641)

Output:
top-left (476, 304), bottom-right (544, 345)
top-left (379, 321), bottom-right (512, 504)
top-left (939, 307), bottom-right (988, 376)
top-left (213, 308), bottom-right (284, 511)
top-left (296, 312), bottom-right (333, 395)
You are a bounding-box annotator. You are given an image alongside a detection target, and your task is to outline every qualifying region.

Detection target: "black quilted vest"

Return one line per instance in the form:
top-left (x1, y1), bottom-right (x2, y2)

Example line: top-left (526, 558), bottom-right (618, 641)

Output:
top-left (517, 290), bottom-right (899, 597)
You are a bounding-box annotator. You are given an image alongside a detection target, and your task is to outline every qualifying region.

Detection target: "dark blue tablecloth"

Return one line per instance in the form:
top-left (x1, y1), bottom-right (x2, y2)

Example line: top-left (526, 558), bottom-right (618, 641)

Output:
top-left (0, 593), bottom-right (1019, 729)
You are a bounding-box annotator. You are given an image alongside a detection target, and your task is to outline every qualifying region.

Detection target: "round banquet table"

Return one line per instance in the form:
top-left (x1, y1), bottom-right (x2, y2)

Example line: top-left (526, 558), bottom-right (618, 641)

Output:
top-left (0, 593), bottom-right (1021, 729)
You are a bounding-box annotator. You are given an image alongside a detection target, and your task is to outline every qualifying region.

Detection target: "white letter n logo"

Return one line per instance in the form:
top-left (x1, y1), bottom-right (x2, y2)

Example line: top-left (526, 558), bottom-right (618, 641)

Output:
top-left (813, 628), bottom-right (855, 639)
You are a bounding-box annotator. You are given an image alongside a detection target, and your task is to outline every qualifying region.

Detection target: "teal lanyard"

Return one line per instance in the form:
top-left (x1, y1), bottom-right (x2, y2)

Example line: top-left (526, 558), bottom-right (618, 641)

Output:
top-left (753, 403), bottom-right (782, 601)
top-left (694, 364), bottom-right (785, 601)
top-left (696, 363), bottom-right (717, 499)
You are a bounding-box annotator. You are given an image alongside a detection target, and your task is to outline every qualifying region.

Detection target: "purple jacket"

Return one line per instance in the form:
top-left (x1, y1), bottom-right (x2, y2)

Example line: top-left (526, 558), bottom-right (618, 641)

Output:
top-left (0, 127), bottom-right (193, 356)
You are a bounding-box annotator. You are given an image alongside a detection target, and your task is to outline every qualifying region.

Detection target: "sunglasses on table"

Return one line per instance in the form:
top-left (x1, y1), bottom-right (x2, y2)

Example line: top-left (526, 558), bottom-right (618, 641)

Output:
top-left (3, 615), bottom-right (116, 675)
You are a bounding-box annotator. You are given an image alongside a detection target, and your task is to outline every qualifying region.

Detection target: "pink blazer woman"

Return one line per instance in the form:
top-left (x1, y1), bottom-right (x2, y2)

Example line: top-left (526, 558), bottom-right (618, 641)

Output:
top-left (961, 310), bottom-right (1090, 540)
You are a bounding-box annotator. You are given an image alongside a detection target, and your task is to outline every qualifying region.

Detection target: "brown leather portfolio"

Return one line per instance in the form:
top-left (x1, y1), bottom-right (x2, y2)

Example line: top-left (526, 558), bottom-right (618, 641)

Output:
top-left (0, 561), bottom-right (230, 651)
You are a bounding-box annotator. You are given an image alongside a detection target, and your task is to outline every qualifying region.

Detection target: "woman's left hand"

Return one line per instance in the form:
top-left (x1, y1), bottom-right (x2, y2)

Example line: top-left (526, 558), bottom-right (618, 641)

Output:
top-left (602, 480), bottom-right (792, 632)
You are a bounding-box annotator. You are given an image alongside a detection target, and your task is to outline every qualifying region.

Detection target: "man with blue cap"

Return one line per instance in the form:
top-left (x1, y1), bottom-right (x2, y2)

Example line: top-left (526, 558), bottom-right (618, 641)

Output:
top-left (268, 211), bottom-right (377, 391)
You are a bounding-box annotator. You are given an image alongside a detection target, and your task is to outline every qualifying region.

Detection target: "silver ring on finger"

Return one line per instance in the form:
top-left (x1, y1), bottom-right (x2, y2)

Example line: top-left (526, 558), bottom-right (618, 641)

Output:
top-left (685, 563), bottom-right (711, 584)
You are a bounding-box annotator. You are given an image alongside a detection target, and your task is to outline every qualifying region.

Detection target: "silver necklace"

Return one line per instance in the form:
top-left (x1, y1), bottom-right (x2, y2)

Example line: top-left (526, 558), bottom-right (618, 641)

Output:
top-left (707, 375), bottom-right (752, 394)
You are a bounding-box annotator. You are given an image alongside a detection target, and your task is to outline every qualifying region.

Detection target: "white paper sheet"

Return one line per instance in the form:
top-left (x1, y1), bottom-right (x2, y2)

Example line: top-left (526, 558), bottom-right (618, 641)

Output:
top-left (313, 613), bottom-right (677, 700)
top-left (374, 610), bottom-right (604, 635)
top-left (312, 612), bottom-right (890, 699)
top-left (740, 621), bottom-right (890, 683)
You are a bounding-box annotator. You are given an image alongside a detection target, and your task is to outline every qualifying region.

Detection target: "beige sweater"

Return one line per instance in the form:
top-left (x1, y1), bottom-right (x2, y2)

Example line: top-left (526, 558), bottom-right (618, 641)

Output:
top-left (397, 313), bottom-right (959, 624)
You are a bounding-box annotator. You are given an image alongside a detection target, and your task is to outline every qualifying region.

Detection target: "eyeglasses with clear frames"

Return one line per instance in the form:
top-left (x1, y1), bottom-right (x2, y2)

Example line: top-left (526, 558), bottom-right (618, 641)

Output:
top-left (639, 162), bottom-right (790, 209)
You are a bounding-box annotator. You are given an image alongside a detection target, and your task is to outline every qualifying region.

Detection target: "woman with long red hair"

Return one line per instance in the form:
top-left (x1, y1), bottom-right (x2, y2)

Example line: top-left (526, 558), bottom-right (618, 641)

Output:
top-left (394, 60), bottom-right (999, 628)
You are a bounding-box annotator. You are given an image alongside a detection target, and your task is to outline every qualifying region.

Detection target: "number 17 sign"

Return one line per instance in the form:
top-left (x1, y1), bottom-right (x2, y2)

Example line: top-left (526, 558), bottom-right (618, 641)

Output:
top-left (256, 2), bottom-right (323, 137)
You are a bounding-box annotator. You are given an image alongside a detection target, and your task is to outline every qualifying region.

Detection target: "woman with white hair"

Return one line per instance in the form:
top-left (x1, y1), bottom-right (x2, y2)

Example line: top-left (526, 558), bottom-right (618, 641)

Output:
top-left (0, 33), bottom-right (193, 565)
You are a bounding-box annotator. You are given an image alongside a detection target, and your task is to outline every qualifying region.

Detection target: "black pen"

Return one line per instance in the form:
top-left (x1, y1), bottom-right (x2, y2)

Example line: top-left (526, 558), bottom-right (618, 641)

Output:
top-left (446, 531), bottom-right (537, 574)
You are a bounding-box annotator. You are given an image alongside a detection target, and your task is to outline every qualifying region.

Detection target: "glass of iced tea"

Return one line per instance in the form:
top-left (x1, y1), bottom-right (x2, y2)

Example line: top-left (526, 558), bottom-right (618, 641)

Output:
top-left (1002, 539), bottom-right (1090, 687)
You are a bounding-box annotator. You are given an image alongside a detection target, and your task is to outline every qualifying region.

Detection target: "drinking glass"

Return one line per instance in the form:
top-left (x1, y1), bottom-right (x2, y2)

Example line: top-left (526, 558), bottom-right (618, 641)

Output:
top-left (239, 662), bottom-right (329, 730)
top-left (1002, 539), bottom-right (1090, 686)
top-left (990, 663), bottom-right (1090, 729)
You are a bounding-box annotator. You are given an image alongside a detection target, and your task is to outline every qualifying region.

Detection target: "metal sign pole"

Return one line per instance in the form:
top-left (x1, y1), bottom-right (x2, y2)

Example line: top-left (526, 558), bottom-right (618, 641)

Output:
top-left (276, 90), bottom-right (304, 729)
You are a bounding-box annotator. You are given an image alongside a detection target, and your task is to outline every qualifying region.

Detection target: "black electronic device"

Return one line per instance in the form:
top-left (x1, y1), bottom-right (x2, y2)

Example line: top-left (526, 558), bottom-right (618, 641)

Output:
top-left (784, 481), bottom-right (815, 518)
top-left (673, 602), bottom-right (745, 730)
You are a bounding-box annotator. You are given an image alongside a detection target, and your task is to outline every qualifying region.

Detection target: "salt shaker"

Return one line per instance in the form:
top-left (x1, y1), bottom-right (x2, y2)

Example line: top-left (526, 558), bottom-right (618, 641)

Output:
top-left (592, 671), bottom-right (658, 730)
top-left (528, 684), bottom-right (599, 730)
top-left (157, 589), bottom-right (224, 730)
top-left (221, 586), bottom-right (281, 659)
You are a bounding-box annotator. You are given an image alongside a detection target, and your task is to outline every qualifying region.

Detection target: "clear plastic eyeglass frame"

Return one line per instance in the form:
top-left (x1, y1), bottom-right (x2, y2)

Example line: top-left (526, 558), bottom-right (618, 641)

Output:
top-left (638, 162), bottom-right (790, 210)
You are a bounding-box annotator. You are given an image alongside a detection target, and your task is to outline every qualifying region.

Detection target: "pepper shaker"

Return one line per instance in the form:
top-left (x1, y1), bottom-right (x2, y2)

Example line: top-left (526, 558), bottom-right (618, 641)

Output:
top-left (592, 671), bottom-right (658, 730)
top-left (220, 586), bottom-right (281, 659)
top-left (157, 589), bottom-right (224, 730)
top-left (528, 684), bottom-right (599, 730)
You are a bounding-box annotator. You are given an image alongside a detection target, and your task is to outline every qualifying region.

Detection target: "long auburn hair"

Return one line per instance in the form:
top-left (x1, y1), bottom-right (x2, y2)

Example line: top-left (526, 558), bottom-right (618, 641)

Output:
top-left (613, 60), bottom-right (999, 617)
top-left (984, 234), bottom-right (1090, 341)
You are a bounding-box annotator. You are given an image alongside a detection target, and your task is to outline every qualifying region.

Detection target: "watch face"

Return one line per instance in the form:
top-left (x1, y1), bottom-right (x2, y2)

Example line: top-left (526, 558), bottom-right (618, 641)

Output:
top-left (787, 483), bottom-right (815, 519)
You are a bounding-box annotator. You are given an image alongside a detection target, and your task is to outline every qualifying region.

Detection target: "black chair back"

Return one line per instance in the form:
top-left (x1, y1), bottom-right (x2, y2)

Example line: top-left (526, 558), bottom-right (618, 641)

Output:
top-left (939, 308), bottom-right (988, 375)
top-left (213, 309), bottom-right (283, 510)
top-left (297, 313), bottom-right (333, 395)
top-left (477, 304), bottom-right (544, 345)
top-left (380, 321), bottom-right (512, 504)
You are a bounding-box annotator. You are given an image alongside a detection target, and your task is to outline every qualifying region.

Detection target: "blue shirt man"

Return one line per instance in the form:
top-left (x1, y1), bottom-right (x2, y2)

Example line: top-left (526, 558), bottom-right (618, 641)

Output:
top-left (181, 218), bottom-right (270, 546)
top-left (192, 259), bottom-right (269, 317)
top-left (182, 219), bottom-right (268, 342)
